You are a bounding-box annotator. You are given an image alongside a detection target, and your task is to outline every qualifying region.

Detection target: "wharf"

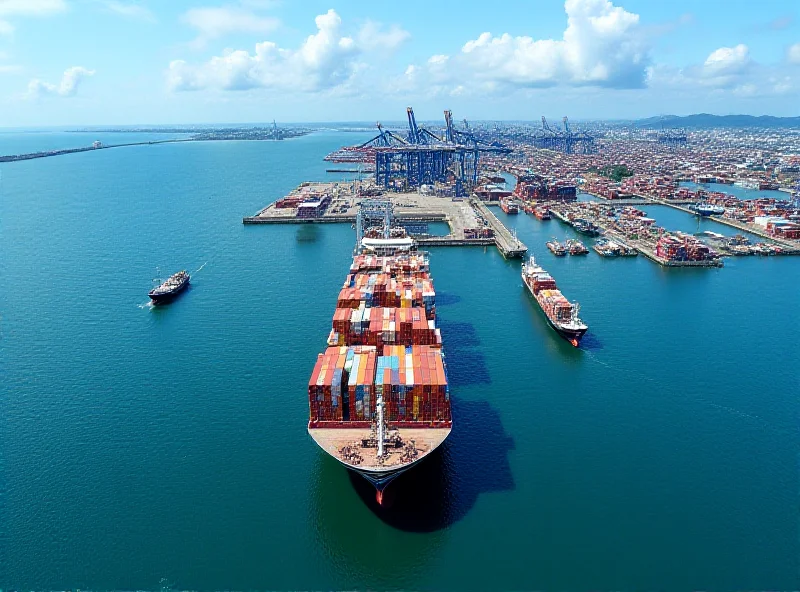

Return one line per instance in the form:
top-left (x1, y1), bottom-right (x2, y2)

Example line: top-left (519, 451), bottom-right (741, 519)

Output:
top-left (244, 182), bottom-right (525, 256)
top-left (550, 207), bottom-right (724, 267)
top-left (472, 200), bottom-right (527, 258)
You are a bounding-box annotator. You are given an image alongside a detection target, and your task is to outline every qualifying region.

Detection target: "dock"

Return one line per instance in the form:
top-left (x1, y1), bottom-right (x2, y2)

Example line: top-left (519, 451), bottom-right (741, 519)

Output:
top-left (245, 182), bottom-right (526, 257)
top-left (587, 193), bottom-right (800, 251)
top-left (550, 206), bottom-right (724, 267)
top-left (472, 200), bottom-right (528, 258)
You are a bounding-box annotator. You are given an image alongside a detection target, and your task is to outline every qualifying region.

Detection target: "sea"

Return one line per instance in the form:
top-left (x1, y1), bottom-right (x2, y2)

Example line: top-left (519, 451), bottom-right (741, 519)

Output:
top-left (1, 131), bottom-right (798, 591)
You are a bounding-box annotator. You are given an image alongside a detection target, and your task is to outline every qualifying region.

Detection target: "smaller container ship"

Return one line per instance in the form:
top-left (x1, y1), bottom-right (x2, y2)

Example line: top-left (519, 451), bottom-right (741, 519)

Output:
top-left (522, 255), bottom-right (587, 347)
top-left (500, 199), bottom-right (519, 214)
top-left (533, 206), bottom-right (551, 220)
top-left (149, 270), bottom-right (190, 303)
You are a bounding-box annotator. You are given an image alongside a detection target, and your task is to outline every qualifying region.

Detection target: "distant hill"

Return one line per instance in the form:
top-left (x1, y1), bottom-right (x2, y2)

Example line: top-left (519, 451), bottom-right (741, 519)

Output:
top-left (637, 113), bottom-right (800, 129)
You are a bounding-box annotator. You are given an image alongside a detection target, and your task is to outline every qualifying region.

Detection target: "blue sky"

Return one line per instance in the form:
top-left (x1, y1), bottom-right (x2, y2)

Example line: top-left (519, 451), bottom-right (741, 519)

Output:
top-left (0, 0), bottom-right (798, 126)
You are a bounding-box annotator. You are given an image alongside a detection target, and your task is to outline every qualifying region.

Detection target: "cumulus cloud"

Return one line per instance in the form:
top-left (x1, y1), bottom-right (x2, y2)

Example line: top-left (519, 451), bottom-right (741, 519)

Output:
top-left (99, 1), bottom-right (156, 22)
top-left (357, 20), bottom-right (410, 51)
top-left (169, 9), bottom-right (401, 93)
top-left (397, 0), bottom-right (649, 96)
top-left (702, 44), bottom-right (750, 78)
top-left (0, 0), bottom-right (66, 34)
top-left (27, 66), bottom-right (95, 98)
top-left (0, 0), bottom-right (67, 16)
top-left (181, 4), bottom-right (280, 47)
top-left (789, 43), bottom-right (800, 65)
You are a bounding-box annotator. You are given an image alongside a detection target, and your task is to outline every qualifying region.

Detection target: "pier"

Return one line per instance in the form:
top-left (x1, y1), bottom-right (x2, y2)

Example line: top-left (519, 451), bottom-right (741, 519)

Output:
top-left (472, 200), bottom-right (528, 258)
top-left (586, 193), bottom-right (800, 251)
top-left (245, 182), bottom-right (527, 257)
top-left (550, 206), bottom-right (724, 267)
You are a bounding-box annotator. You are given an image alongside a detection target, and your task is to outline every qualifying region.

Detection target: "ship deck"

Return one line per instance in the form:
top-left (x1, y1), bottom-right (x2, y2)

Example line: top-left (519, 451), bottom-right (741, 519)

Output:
top-left (308, 427), bottom-right (451, 472)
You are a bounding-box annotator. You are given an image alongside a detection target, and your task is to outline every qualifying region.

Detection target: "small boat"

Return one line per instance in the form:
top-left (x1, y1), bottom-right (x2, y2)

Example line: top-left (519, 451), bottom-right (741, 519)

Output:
top-left (690, 203), bottom-right (725, 216)
top-left (566, 239), bottom-right (589, 255)
top-left (149, 270), bottom-right (190, 303)
top-left (546, 238), bottom-right (567, 256)
top-left (572, 218), bottom-right (601, 236)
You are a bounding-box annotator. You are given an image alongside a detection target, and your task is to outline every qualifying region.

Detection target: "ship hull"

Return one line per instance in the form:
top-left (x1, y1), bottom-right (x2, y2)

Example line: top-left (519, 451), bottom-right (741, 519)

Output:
top-left (148, 278), bottom-right (189, 303)
top-left (308, 426), bottom-right (451, 496)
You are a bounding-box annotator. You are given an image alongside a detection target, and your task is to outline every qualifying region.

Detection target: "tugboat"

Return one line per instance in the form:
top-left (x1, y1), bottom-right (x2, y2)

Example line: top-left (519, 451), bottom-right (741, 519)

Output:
top-left (546, 238), bottom-right (567, 256)
top-left (149, 270), bottom-right (190, 303)
top-left (522, 255), bottom-right (588, 347)
top-left (572, 218), bottom-right (601, 236)
top-left (566, 239), bottom-right (589, 255)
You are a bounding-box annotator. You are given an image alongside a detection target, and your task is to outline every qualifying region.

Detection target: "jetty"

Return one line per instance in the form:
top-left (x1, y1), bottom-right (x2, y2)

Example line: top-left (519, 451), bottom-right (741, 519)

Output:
top-left (245, 182), bottom-right (526, 257)
top-left (472, 200), bottom-right (528, 258)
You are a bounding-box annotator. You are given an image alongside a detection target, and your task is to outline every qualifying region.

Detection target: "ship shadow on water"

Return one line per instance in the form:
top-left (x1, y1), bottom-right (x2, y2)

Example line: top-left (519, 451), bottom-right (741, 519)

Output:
top-left (434, 292), bottom-right (461, 307)
top-left (348, 397), bottom-right (515, 533)
top-left (295, 225), bottom-right (320, 243)
top-left (435, 319), bottom-right (490, 386)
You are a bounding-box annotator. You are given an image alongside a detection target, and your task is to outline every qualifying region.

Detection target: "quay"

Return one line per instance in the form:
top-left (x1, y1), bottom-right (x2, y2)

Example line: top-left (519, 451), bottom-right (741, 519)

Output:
top-left (585, 192), bottom-right (800, 250)
top-left (472, 200), bottom-right (527, 258)
top-left (245, 181), bottom-right (527, 257)
top-left (549, 207), bottom-right (724, 267)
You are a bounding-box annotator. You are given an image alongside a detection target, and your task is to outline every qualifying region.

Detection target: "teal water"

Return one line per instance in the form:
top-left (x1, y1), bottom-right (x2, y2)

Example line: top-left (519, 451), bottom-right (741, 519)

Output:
top-left (1, 133), bottom-right (798, 591)
top-left (679, 181), bottom-right (790, 201)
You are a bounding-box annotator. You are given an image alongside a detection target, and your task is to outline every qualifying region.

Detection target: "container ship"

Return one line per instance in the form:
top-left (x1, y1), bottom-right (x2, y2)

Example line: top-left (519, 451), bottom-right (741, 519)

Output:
top-left (307, 240), bottom-right (452, 504)
top-left (522, 255), bottom-right (587, 347)
top-left (500, 199), bottom-right (519, 214)
top-left (514, 174), bottom-right (577, 202)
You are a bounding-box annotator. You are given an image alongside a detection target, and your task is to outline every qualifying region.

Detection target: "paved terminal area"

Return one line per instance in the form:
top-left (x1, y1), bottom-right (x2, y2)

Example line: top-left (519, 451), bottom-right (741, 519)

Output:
top-left (244, 181), bottom-right (528, 257)
top-left (245, 182), bottom-right (483, 237)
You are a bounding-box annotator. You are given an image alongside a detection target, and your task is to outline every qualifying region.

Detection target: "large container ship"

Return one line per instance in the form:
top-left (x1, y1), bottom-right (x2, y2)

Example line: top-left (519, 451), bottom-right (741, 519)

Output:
top-left (307, 239), bottom-right (452, 504)
top-left (522, 255), bottom-right (587, 346)
top-left (514, 174), bottom-right (577, 202)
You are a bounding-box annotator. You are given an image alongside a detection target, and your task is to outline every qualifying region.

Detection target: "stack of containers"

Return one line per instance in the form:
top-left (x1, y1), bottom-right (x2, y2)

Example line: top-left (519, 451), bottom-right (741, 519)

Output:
top-left (537, 289), bottom-right (573, 322)
top-left (312, 254), bottom-right (450, 427)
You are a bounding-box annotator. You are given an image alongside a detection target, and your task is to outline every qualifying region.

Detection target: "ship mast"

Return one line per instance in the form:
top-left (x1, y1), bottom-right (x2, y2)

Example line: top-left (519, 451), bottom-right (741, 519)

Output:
top-left (376, 392), bottom-right (385, 458)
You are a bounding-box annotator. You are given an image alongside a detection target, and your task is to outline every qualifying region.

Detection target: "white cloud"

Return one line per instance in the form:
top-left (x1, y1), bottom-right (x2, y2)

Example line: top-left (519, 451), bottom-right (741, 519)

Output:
top-left (99, 1), bottom-right (156, 22)
top-left (356, 20), bottom-right (409, 51)
top-left (0, 0), bottom-right (66, 35)
top-left (27, 66), bottom-right (95, 98)
top-left (398, 0), bottom-right (648, 96)
top-left (0, 0), bottom-right (66, 16)
top-left (169, 9), bottom-right (379, 93)
top-left (788, 43), bottom-right (800, 65)
top-left (181, 5), bottom-right (280, 47)
top-left (703, 44), bottom-right (750, 77)
top-left (0, 64), bottom-right (21, 73)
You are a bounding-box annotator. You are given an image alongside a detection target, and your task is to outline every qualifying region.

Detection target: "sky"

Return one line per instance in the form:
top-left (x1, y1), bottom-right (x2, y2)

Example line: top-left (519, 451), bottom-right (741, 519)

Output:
top-left (0, 0), bottom-right (799, 126)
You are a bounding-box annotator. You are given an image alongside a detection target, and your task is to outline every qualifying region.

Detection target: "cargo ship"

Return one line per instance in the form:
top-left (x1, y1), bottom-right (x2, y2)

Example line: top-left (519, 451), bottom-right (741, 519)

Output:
top-left (522, 255), bottom-right (587, 347)
top-left (514, 174), bottom-right (577, 202)
top-left (307, 238), bottom-right (452, 504)
top-left (148, 270), bottom-right (189, 303)
top-left (500, 199), bottom-right (519, 214)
